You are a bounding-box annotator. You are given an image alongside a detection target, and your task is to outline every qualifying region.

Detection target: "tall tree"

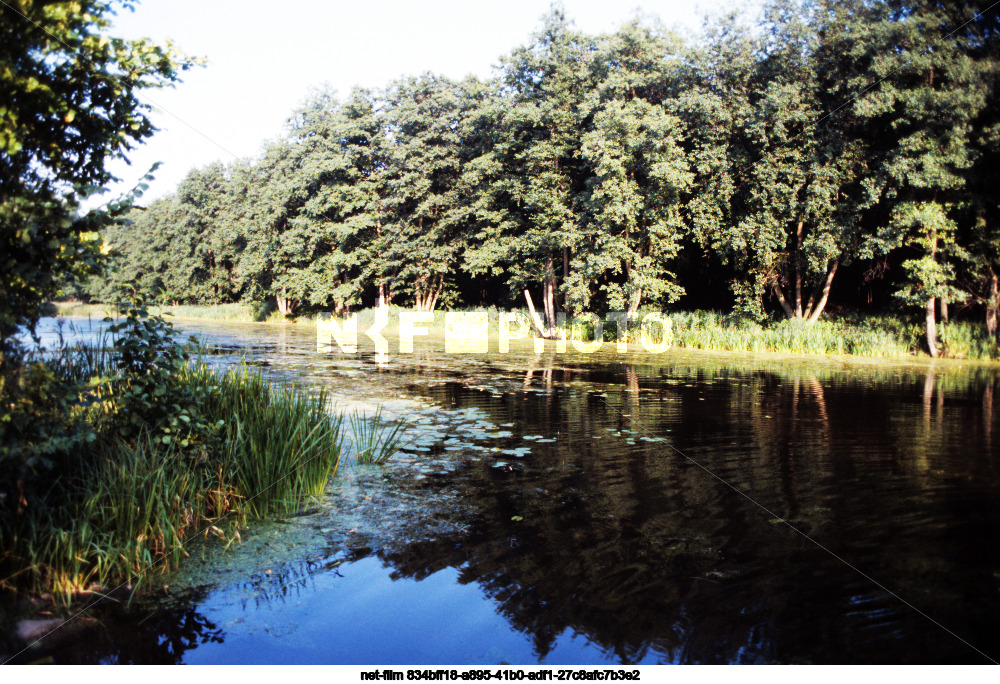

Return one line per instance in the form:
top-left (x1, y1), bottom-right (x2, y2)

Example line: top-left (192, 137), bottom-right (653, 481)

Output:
top-left (232, 88), bottom-right (383, 315)
top-left (0, 0), bottom-right (196, 346)
top-left (575, 21), bottom-right (692, 316)
top-left (847, 0), bottom-right (993, 354)
top-left (283, 87), bottom-right (383, 314)
top-left (467, 7), bottom-right (594, 335)
top-left (376, 74), bottom-right (484, 312)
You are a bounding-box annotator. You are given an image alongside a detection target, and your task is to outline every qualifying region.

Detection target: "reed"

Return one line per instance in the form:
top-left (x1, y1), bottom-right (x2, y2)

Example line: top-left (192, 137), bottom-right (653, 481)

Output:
top-left (1, 349), bottom-right (347, 601)
top-left (349, 407), bottom-right (406, 465)
top-left (214, 368), bottom-right (345, 517)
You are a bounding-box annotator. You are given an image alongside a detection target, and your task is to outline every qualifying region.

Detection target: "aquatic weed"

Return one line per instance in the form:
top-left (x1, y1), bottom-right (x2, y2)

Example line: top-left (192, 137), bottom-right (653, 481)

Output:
top-left (349, 407), bottom-right (406, 465)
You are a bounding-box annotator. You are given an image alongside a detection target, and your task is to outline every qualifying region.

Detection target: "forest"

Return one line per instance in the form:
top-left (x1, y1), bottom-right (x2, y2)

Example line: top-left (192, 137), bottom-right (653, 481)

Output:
top-left (85, 0), bottom-right (1000, 358)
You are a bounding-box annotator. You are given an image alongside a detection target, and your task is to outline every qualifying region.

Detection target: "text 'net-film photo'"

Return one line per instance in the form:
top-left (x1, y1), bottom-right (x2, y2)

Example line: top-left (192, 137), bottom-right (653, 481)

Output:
top-left (2, 0), bottom-right (1000, 669)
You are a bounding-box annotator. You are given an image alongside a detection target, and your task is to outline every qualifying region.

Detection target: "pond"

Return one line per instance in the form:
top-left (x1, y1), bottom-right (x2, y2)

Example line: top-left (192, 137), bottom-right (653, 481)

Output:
top-left (18, 316), bottom-right (1000, 664)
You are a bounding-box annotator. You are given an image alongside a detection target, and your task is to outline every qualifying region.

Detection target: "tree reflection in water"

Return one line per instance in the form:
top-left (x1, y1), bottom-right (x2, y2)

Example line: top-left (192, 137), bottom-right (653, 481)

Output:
top-left (22, 354), bottom-right (1000, 664)
top-left (369, 359), bottom-right (1000, 663)
top-left (10, 594), bottom-right (222, 664)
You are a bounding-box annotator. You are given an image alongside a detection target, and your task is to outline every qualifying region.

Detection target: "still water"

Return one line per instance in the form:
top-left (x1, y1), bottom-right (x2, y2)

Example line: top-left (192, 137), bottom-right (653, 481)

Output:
top-left (28, 317), bottom-right (1000, 664)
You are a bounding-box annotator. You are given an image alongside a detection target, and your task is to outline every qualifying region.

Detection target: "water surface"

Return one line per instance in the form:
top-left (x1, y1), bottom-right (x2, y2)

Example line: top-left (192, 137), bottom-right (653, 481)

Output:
top-left (25, 317), bottom-right (1000, 664)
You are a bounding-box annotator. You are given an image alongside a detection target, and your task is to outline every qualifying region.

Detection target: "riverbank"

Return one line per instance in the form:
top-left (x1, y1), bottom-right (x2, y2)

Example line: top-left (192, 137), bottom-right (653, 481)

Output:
top-left (0, 306), bottom-right (358, 613)
top-left (51, 299), bottom-right (1000, 365)
top-left (52, 301), bottom-right (315, 324)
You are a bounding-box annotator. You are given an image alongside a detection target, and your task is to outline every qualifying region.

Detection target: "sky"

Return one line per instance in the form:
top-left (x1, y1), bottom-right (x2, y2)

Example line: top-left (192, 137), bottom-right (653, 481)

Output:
top-left (99, 0), bottom-right (754, 203)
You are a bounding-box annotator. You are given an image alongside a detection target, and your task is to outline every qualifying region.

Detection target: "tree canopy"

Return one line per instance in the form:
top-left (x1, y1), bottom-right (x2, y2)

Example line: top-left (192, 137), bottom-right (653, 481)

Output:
top-left (79, 1), bottom-right (1000, 354)
top-left (1, 0), bottom-right (196, 346)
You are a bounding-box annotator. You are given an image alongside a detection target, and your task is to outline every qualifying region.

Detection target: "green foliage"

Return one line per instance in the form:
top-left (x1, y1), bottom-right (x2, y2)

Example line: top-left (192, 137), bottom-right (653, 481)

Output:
top-left (377, 75), bottom-right (485, 311)
top-left (0, 351), bottom-right (99, 509)
top-left (105, 298), bottom-right (222, 449)
top-left (0, 305), bottom-right (351, 600)
top-left (890, 202), bottom-right (969, 309)
top-left (0, 0), bottom-right (197, 346)
top-left (349, 407), bottom-right (405, 465)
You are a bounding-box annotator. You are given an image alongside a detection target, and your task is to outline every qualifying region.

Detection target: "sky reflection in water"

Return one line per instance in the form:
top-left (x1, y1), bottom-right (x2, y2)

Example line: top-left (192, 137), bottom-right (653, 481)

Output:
top-left (30, 317), bottom-right (1000, 665)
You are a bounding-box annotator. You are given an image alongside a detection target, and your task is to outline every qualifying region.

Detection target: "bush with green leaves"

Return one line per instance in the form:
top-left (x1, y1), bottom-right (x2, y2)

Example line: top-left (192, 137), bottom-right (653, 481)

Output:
top-left (1, 315), bottom-right (347, 600)
top-left (106, 298), bottom-right (224, 452)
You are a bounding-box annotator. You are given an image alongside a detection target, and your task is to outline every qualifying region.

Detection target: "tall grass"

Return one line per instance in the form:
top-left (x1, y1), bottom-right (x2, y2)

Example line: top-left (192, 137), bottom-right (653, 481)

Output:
top-left (662, 312), bottom-right (912, 356)
top-left (634, 311), bottom-right (996, 359)
top-left (53, 301), bottom-right (317, 324)
top-left (349, 407), bottom-right (406, 465)
top-left (0, 351), bottom-right (346, 601)
top-left (212, 369), bottom-right (344, 517)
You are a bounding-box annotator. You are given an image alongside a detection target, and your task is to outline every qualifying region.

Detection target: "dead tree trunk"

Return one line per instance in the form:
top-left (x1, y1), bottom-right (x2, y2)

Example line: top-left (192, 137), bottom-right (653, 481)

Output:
top-left (926, 229), bottom-right (939, 357)
top-left (926, 296), bottom-right (938, 358)
top-left (524, 289), bottom-right (551, 339)
top-left (543, 258), bottom-right (557, 338)
top-left (987, 268), bottom-right (999, 337)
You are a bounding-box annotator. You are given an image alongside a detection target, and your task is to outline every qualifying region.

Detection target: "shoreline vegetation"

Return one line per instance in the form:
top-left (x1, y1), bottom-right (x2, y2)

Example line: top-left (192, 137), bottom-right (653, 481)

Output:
top-left (55, 301), bottom-right (1000, 362)
top-left (78, 2), bottom-right (1000, 367)
top-left (0, 303), bottom-right (403, 626)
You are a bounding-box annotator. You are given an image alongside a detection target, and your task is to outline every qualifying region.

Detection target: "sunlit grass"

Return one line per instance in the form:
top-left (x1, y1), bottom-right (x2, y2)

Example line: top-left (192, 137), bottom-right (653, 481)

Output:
top-left (52, 301), bottom-right (317, 324)
top-left (656, 311), bottom-right (999, 359)
top-left (349, 407), bottom-right (406, 465)
top-left (0, 348), bottom-right (347, 602)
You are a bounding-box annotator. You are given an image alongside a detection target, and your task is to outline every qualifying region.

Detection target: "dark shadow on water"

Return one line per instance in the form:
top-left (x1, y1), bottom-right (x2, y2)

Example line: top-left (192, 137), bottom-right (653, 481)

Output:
top-left (23, 320), bottom-right (1000, 664)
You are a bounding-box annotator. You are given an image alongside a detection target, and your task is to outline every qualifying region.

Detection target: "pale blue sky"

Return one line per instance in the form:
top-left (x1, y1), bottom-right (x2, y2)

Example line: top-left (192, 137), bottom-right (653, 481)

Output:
top-left (101, 0), bottom-right (754, 203)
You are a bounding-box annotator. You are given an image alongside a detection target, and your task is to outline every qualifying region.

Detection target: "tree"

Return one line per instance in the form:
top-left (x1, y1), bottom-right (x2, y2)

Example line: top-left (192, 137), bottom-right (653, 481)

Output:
top-left (102, 194), bottom-right (179, 300)
top-left (575, 21), bottom-right (692, 316)
top-left (673, 11), bottom-right (767, 318)
top-left (847, 0), bottom-right (993, 355)
top-left (170, 162), bottom-right (240, 304)
top-left (377, 74), bottom-right (485, 312)
top-left (682, 1), bottom-right (880, 322)
top-left (233, 88), bottom-right (383, 316)
top-left (0, 0), bottom-right (196, 347)
top-left (466, 7), bottom-right (594, 336)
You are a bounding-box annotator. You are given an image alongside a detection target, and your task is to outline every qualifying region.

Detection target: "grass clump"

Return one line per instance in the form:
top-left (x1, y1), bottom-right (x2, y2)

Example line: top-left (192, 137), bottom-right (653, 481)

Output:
top-left (349, 407), bottom-right (405, 465)
top-left (0, 300), bottom-right (346, 602)
top-left (213, 369), bottom-right (344, 517)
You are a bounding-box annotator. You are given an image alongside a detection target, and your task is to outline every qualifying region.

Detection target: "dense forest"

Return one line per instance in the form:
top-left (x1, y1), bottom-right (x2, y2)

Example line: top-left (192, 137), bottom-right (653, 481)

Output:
top-left (86, 0), bottom-right (1000, 356)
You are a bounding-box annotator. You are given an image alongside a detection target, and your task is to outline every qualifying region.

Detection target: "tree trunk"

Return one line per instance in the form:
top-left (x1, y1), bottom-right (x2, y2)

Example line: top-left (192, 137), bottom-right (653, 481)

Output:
top-left (926, 296), bottom-right (938, 358)
top-left (987, 268), bottom-right (998, 337)
top-left (627, 287), bottom-right (642, 318)
top-left (543, 258), bottom-right (557, 337)
top-left (806, 258), bottom-right (840, 323)
top-left (276, 287), bottom-right (297, 317)
top-left (427, 274), bottom-right (444, 312)
top-left (940, 296), bottom-right (949, 324)
top-left (795, 220), bottom-right (804, 318)
top-left (773, 283), bottom-right (796, 319)
top-left (925, 228), bottom-right (939, 357)
top-left (524, 289), bottom-right (550, 339)
top-left (561, 246), bottom-right (570, 314)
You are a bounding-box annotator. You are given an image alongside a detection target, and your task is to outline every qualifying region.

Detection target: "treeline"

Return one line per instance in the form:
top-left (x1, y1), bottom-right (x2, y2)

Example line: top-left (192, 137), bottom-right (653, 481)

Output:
top-left (89, 0), bottom-right (1000, 356)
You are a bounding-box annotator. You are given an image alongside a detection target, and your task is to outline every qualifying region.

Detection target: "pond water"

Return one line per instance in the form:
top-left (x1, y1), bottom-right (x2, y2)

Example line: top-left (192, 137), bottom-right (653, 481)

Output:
top-left (22, 317), bottom-right (1000, 664)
